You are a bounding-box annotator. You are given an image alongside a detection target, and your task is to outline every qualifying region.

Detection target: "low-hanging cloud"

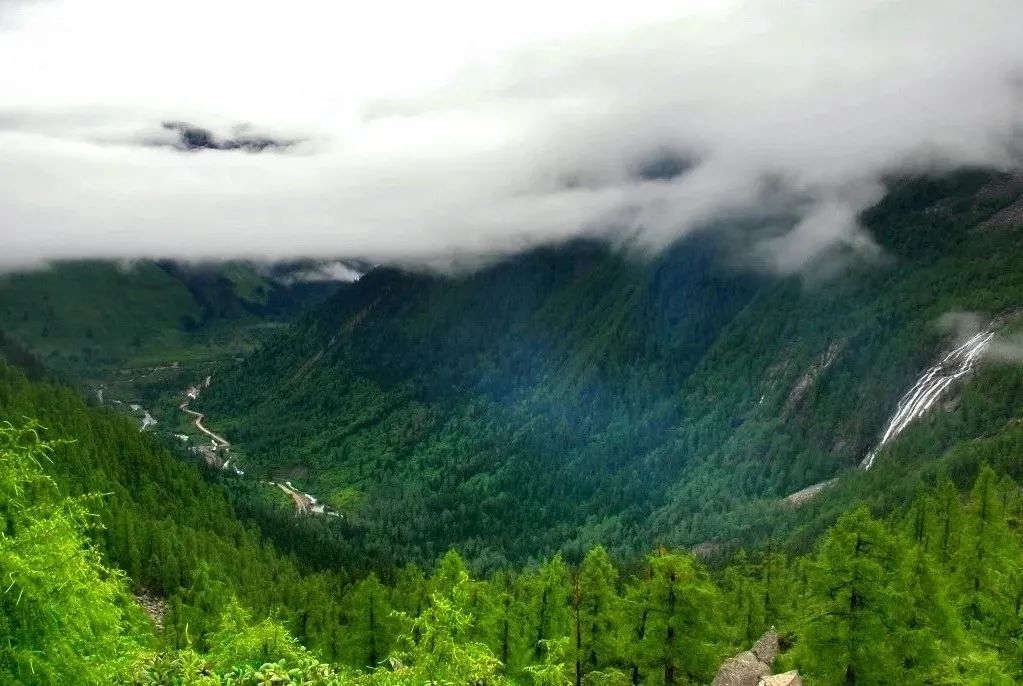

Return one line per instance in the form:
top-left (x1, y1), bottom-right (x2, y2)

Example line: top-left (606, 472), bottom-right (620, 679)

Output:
top-left (939, 311), bottom-right (1023, 365)
top-left (282, 261), bottom-right (365, 285)
top-left (0, 0), bottom-right (1021, 272)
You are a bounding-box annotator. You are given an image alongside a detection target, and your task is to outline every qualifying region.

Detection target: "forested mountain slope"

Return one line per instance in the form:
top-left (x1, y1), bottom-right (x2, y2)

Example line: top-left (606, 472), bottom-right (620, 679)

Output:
top-left (0, 363), bottom-right (349, 649)
top-left (0, 259), bottom-right (345, 374)
top-left (199, 170), bottom-right (1023, 565)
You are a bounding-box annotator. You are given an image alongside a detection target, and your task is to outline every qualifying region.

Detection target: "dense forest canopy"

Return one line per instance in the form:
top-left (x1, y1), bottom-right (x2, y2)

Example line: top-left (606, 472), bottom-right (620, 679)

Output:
top-left (3, 374), bottom-right (1023, 684)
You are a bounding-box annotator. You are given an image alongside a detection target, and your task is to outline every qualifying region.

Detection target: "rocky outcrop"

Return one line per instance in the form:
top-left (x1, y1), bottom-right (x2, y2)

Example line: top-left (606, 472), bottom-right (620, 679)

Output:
top-left (977, 197), bottom-right (1023, 231)
top-left (134, 589), bottom-right (167, 630)
top-left (761, 672), bottom-right (802, 686)
top-left (783, 478), bottom-right (838, 507)
top-left (712, 629), bottom-right (800, 686)
top-left (752, 629), bottom-right (779, 664)
top-left (712, 650), bottom-right (770, 686)
top-left (974, 173), bottom-right (1023, 231)
top-left (782, 341), bottom-right (844, 418)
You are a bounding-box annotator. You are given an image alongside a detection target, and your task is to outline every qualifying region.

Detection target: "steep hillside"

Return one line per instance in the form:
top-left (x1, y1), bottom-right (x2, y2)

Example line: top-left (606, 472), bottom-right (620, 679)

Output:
top-left (198, 170), bottom-right (1023, 565)
top-left (0, 364), bottom-right (344, 643)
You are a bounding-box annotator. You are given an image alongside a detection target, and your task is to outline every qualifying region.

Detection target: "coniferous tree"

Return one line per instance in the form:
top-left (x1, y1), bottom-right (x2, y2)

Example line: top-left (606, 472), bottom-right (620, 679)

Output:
top-left (342, 573), bottom-right (393, 669)
top-left (899, 545), bottom-right (960, 678)
top-left (526, 555), bottom-right (572, 664)
top-left (573, 546), bottom-right (622, 684)
top-left (380, 572), bottom-right (503, 686)
top-left (927, 478), bottom-right (964, 567)
top-left (798, 507), bottom-right (924, 685)
top-left (0, 422), bottom-right (142, 684)
top-left (721, 550), bottom-right (766, 646)
top-left (621, 575), bottom-right (652, 685)
top-left (642, 552), bottom-right (721, 685)
top-left (958, 466), bottom-right (1013, 626)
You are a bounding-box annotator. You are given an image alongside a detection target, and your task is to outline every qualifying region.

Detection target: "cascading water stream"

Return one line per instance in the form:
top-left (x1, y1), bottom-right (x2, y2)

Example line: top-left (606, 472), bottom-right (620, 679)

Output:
top-left (784, 329), bottom-right (995, 504)
top-left (860, 329), bottom-right (993, 469)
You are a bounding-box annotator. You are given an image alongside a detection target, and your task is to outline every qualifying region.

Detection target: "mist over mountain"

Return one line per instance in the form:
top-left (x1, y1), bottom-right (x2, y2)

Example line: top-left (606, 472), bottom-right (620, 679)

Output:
top-left (1, 0), bottom-right (1022, 270)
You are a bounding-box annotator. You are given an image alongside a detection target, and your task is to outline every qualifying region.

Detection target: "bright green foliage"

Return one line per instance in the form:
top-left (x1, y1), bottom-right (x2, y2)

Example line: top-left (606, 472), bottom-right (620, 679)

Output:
top-left (797, 508), bottom-right (950, 684)
top-left (7, 397), bottom-right (1023, 683)
top-left (641, 552), bottom-right (723, 685)
top-left (620, 577), bottom-right (653, 685)
top-left (721, 551), bottom-right (767, 646)
top-left (129, 640), bottom-right (348, 686)
top-left (958, 467), bottom-right (1015, 625)
top-left (129, 599), bottom-right (333, 684)
top-left (206, 598), bottom-right (308, 671)
top-left (431, 549), bottom-right (472, 597)
top-left (0, 363), bottom-right (358, 660)
top-left (525, 556), bottom-right (573, 664)
top-left (523, 639), bottom-right (572, 686)
top-left (799, 508), bottom-right (907, 684)
top-left (573, 546), bottom-right (622, 684)
top-left (339, 573), bottom-right (393, 669)
top-left (376, 572), bottom-right (503, 685)
top-left (900, 545), bottom-right (960, 676)
top-left (474, 570), bottom-right (521, 672)
top-left (927, 479), bottom-right (965, 566)
top-left (0, 422), bottom-right (143, 684)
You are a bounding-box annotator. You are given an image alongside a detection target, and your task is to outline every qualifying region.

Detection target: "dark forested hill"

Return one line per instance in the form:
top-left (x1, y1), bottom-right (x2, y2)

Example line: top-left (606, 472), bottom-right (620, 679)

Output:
top-left (197, 170), bottom-right (1023, 566)
top-left (0, 259), bottom-right (349, 375)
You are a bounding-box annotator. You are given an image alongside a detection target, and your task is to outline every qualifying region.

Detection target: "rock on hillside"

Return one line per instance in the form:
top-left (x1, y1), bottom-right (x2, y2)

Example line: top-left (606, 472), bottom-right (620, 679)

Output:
top-left (712, 629), bottom-right (802, 686)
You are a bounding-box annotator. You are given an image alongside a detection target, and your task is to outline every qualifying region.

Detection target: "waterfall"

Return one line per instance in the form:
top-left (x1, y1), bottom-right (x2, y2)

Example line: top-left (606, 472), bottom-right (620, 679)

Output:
top-left (861, 329), bottom-right (993, 469)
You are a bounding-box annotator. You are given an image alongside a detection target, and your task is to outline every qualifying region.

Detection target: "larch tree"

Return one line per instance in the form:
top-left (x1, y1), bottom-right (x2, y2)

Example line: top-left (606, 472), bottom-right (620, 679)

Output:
top-left (798, 507), bottom-right (910, 685)
top-left (642, 552), bottom-right (721, 685)
top-left (526, 555), bottom-right (572, 664)
top-left (0, 422), bottom-right (142, 684)
top-left (573, 546), bottom-right (623, 685)
top-left (341, 572), bottom-right (393, 670)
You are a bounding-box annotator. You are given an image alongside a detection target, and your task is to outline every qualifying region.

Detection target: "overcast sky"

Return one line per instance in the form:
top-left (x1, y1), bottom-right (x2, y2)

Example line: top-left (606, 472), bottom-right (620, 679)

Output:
top-left (1, 0), bottom-right (1021, 272)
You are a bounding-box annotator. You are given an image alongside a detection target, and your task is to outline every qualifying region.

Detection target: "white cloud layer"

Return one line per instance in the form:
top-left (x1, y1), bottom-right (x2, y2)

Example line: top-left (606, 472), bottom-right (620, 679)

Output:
top-left (1, 0), bottom-right (1021, 271)
top-left (286, 261), bottom-right (364, 284)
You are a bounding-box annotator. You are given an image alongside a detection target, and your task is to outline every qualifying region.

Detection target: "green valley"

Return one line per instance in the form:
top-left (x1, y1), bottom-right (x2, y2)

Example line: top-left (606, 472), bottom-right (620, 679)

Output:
top-left (197, 171), bottom-right (1023, 566)
top-left (3, 360), bottom-right (1023, 684)
top-left (4, 173), bottom-right (1023, 684)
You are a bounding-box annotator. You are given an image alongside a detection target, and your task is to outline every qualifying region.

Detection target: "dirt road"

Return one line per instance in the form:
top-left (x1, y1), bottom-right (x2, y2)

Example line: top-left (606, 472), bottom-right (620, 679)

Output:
top-left (179, 400), bottom-right (230, 448)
